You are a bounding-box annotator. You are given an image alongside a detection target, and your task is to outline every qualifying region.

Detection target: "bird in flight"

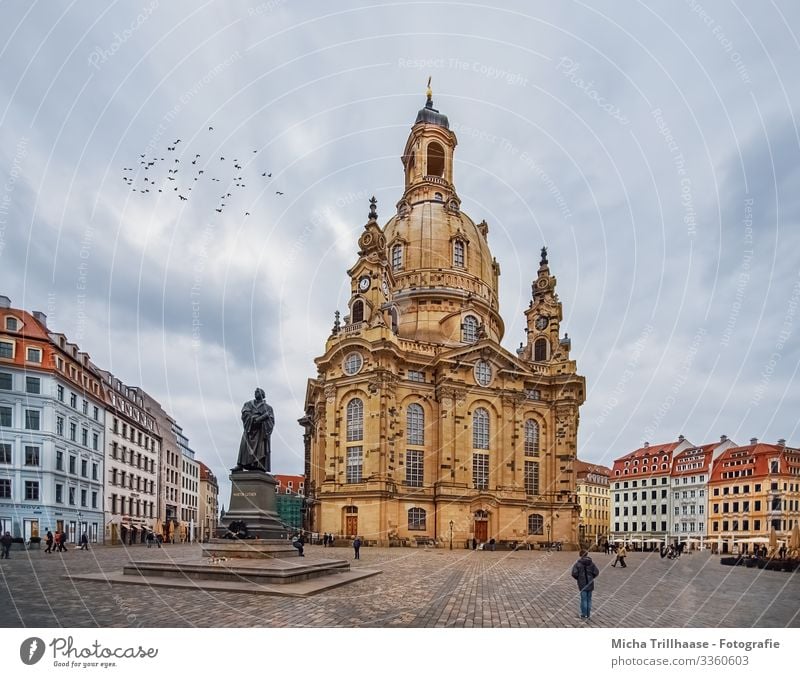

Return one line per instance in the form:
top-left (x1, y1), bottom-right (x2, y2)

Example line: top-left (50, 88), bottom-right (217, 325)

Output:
top-left (215, 208), bottom-right (222, 213)
top-left (262, 172), bottom-right (271, 177)
top-left (208, 126), bottom-right (213, 131)
top-left (245, 212), bottom-right (250, 216)
top-left (275, 191), bottom-right (284, 195)
top-left (179, 195), bottom-right (187, 201)
top-left (174, 139), bottom-right (181, 144)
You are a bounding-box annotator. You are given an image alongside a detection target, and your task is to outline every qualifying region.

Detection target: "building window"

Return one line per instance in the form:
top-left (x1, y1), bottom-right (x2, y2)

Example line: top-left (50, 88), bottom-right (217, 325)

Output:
top-left (56, 416), bottom-right (64, 436)
top-left (534, 338), bottom-right (548, 362)
top-left (351, 300), bottom-right (364, 324)
top-left (70, 393), bottom-right (76, 408)
top-left (92, 491), bottom-right (98, 509)
top-left (474, 360), bottom-right (492, 387)
top-left (81, 428), bottom-right (88, 446)
top-left (24, 409), bottom-right (40, 430)
top-left (0, 372), bottom-right (11, 390)
top-left (524, 388), bottom-right (541, 400)
top-left (391, 243), bottom-right (403, 272)
top-left (346, 398), bottom-right (364, 441)
top-left (473, 452), bottom-right (489, 490)
top-left (453, 240), bottom-right (465, 268)
top-left (408, 507), bottom-right (426, 531)
top-left (0, 443), bottom-right (10, 464)
top-left (24, 481), bottom-right (39, 501)
top-left (524, 460), bottom-right (539, 495)
top-left (528, 513), bottom-right (544, 535)
top-left (24, 446), bottom-right (39, 466)
top-left (56, 385), bottom-right (64, 402)
top-left (25, 376), bottom-right (40, 394)
top-left (55, 483), bottom-right (63, 503)
top-left (92, 432), bottom-right (99, 451)
top-left (346, 446), bottom-right (363, 483)
top-left (0, 479), bottom-right (9, 499)
top-left (69, 455), bottom-right (76, 474)
top-left (0, 406), bottom-right (11, 427)
top-left (427, 141), bottom-right (445, 177)
top-left (407, 403), bottom-right (424, 445)
top-left (406, 450), bottom-right (423, 487)
top-left (343, 352), bottom-right (363, 376)
top-left (462, 315), bottom-right (478, 343)
top-left (26, 347), bottom-right (42, 363)
top-left (0, 341), bottom-right (14, 359)
top-left (473, 407), bottom-right (489, 450)
top-left (5, 317), bottom-right (19, 331)
top-left (55, 450), bottom-right (63, 471)
top-left (92, 463), bottom-right (98, 481)
top-left (80, 459), bottom-right (88, 477)
top-left (524, 419), bottom-right (540, 456)
top-left (407, 370), bottom-right (425, 382)
top-left (69, 487), bottom-right (75, 505)
top-left (69, 422), bottom-right (76, 441)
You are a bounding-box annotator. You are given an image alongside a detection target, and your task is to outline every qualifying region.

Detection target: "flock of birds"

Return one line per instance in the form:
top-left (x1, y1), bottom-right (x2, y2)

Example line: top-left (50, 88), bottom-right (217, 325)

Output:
top-left (122, 127), bottom-right (284, 217)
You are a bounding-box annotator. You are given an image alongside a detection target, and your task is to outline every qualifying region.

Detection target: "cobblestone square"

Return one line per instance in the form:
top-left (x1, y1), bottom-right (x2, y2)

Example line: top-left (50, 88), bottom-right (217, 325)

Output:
top-left (1, 544), bottom-right (797, 628)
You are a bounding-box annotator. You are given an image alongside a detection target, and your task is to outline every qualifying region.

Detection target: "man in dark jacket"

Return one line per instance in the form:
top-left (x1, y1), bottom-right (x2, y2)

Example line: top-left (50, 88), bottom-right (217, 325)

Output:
top-left (571, 549), bottom-right (600, 620)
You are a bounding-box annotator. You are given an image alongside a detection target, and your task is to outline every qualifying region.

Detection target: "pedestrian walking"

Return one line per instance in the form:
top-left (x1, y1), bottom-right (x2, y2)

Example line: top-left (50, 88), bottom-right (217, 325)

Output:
top-left (571, 549), bottom-right (600, 620)
top-left (45, 530), bottom-right (54, 554)
top-left (612, 544), bottom-right (627, 567)
top-left (353, 535), bottom-right (362, 560)
top-left (79, 532), bottom-right (89, 551)
top-left (60, 530), bottom-right (69, 551)
top-left (0, 531), bottom-right (12, 559)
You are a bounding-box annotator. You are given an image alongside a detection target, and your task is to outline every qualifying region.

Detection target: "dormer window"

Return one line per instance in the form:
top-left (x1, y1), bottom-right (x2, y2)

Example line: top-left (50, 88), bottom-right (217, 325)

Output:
top-left (5, 317), bottom-right (19, 331)
top-left (453, 240), bottom-right (465, 268)
top-left (462, 315), bottom-right (478, 343)
top-left (391, 243), bottom-right (403, 273)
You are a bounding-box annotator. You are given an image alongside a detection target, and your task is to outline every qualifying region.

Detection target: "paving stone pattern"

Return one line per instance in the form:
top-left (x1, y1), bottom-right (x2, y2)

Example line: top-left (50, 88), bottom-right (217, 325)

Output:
top-left (0, 544), bottom-right (797, 628)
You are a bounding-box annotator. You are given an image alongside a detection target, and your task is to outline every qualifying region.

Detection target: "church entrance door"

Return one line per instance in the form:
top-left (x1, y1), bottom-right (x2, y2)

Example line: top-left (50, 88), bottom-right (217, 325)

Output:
top-left (474, 520), bottom-right (488, 543)
top-left (345, 515), bottom-right (358, 537)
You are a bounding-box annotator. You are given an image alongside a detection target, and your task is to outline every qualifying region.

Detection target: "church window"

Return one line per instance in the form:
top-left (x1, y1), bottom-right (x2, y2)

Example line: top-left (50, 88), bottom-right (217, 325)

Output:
top-left (524, 419), bottom-right (540, 456)
top-left (406, 450), bottom-right (423, 487)
top-left (527, 513), bottom-right (544, 535)
top-left (390, 307), bottom-right (399, 334)
top-left (525, 388), bottom-right (541, 400)
top-left (462, 315), bottom-right (478, 343)
top-left (525, 461), bottom-right (540, 495)
top-left (346, 398), bottom-right (363, 441)
top-left (473, 453), bottom-right (489, 490)
top-left (407, 403), bottom-right (424, 445)
top-left (473, 407), bottom-right (489, 449)
top-left (453, 240), bottom-right (465, 268)
top-left (391, 244), bottom-right (403, 272)
top-left (343, 352), bottom-right (363, 376)
top-left (534, 338), bottom-right (548, 362)
top-left (427, 142), bottom-right (445, 177)
top-left (346, 447), bottom-right (363, 483)
top-left (408, 507), bottom-right (426, 530)
top-left (351, 300), bottom-right (364, 324)
top-left (434, 192), bottom-right (443, 201)
top-left (474, 360), bottom-right (492, 387)
top-left (407, 370), bottom-right (424, 382)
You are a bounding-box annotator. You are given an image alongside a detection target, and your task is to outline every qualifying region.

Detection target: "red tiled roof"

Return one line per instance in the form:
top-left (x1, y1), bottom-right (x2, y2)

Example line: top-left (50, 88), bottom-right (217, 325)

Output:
top-left (709, 443), bottom-right (788, 483)
top-left (574, 459), bottom-right (611, 478)
top-left (611, 441), bottom-right (686, 476)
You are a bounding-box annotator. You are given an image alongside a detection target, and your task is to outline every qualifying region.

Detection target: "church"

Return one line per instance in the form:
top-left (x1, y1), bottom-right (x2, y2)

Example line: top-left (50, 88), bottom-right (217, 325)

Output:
top-left (300, 87), bottom-right (585, 548)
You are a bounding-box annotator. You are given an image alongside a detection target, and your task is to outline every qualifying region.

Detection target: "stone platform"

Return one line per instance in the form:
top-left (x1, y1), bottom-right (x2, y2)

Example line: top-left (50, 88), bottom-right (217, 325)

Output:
top-left (201, 537), bottom-right (297, 559)
top-left (69, 556), bottom-right (380, 597)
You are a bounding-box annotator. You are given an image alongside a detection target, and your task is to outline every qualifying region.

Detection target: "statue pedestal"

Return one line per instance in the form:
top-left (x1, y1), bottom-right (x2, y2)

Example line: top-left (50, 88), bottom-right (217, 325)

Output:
top-left (216, 469), bottom-right (287, 539)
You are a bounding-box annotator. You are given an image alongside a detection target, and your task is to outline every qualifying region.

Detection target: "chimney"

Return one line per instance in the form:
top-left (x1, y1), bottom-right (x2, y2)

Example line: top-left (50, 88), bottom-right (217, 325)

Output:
top-left (0, 295), bottom-right (10, 309)
top-left (678, 434), bottom-right (685, 442)
top-left (643, 441), bottom-right (649, 448)
top-left (32, 311), bottom-right (47, 327)
top-left (778, 438), bottom-right (786, 447)
top-left (720, 434), bottom-right (728, 443)
top-left (750, 437), bottom-right (758, 445)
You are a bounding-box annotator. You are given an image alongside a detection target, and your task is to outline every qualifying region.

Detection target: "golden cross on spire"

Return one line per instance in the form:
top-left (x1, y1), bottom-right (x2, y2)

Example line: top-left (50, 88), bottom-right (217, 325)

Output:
top-left (426, 76), bottom-right (432, 98)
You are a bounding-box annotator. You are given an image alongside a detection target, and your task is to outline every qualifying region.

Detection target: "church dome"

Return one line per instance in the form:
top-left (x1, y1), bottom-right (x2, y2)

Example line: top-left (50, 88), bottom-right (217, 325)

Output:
top-left (380, 90), bottom-right (503, 345)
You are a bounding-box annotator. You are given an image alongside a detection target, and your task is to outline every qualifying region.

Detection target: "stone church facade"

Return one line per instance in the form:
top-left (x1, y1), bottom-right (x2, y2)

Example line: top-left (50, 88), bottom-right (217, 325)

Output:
top-left (301, 90), bottom-right (585, 548)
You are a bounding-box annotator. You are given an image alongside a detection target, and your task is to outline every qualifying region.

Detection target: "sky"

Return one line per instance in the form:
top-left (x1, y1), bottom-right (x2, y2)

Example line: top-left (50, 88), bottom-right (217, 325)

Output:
top-left (1, 1), bottom-right (799, 507)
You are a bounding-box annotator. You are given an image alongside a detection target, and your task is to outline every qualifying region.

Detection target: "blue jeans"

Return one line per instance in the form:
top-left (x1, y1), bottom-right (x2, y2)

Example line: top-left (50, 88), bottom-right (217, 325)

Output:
top-left (580, 589), bottom-right (593, 618)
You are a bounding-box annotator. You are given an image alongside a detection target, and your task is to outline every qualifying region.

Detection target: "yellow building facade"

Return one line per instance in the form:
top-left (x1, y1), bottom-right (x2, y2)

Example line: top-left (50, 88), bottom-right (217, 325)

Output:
top-left (301, 90), bottom-right (585, 548)
top-left (575, 460), bottom-right (611, 546)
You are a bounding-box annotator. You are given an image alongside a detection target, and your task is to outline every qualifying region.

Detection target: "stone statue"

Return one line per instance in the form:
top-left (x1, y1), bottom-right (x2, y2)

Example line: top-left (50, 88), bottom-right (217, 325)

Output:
top-left (236, 388), bottom-right (274, 472)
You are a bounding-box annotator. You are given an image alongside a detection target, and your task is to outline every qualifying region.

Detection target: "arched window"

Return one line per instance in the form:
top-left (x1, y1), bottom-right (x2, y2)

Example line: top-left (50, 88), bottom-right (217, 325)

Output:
top-left (462, 315), bottom-right (478, 343)
top-left (427, 142), bottom-right (445, 177)
top-left (453, 240), bottom-right (465, 268)
top-left (524, 419), bottom-right (539, 456)
top-left (346, 398), bottom-right (363, 441)
top-left (390, 307), bottom-right (399, 334)
top-left (473, 407), bottom-right (489, 449)
top-left (351, 300), bottom-right (364, 323)
top-left (528, 513), bottom-right (544, 535)
top-left (534, 338), bottom-right (548, 362)
top-left (407, 403), bottom-right (424, 445)
top-left (434, 192), bottom-right (443, 201)
top-left (391, 244), bottom-right (403, 272)
top-left (408, 507), bottom-right (426, 531)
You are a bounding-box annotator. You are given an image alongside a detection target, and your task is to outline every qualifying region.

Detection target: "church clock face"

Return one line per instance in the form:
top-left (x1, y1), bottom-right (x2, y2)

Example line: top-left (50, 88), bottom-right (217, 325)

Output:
top-left (535, 316), bottom-right (548, 331)
top-left (358, 275), bottom-right (371, 292)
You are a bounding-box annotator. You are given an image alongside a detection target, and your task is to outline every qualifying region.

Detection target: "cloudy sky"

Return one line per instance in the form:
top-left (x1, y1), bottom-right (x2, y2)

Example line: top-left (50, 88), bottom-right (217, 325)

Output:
top-left (1, 1), bottom-right (799, 504)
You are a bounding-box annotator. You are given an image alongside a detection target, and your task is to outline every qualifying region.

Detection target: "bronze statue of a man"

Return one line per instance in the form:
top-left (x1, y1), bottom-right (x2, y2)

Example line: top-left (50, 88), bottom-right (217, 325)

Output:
top-left (236, 387), bottom-right (274, 472)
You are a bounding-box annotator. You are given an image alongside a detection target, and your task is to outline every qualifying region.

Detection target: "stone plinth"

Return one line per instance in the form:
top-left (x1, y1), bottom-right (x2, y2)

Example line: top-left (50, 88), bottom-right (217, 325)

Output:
top-left (217, 469), bottom-right (286, 539)
top-left (202, 538), bottom-right (296, 559)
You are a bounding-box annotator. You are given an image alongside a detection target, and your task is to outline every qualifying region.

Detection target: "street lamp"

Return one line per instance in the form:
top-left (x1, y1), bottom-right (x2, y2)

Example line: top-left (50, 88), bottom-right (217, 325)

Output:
top-left (449, 520), bottom-right (454, 550)
top-left (546, 524), bottom-right (551, 545)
